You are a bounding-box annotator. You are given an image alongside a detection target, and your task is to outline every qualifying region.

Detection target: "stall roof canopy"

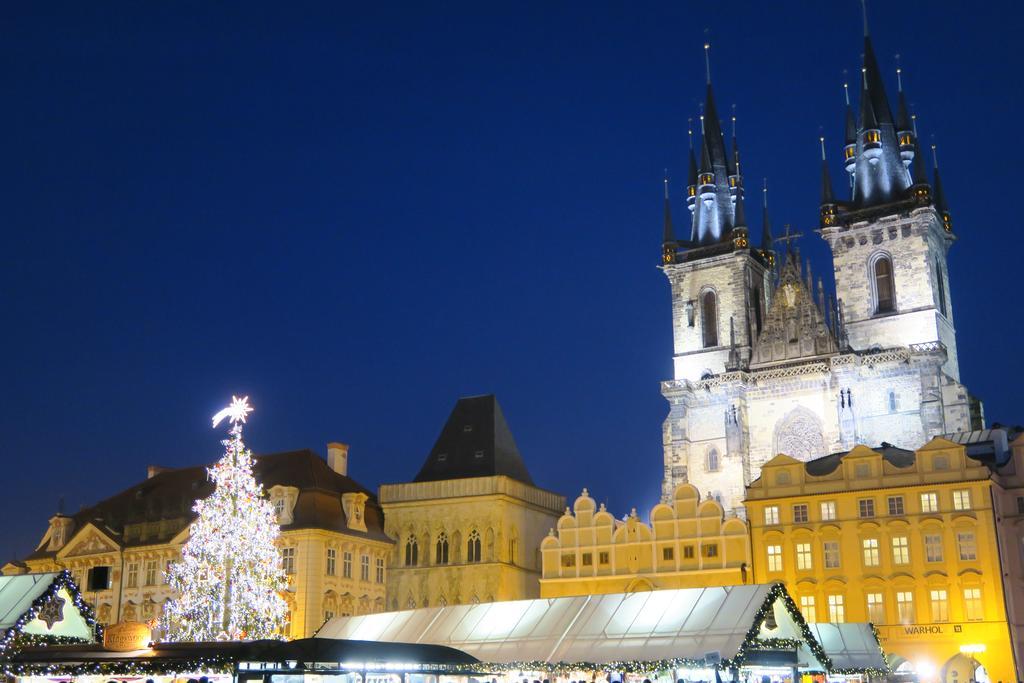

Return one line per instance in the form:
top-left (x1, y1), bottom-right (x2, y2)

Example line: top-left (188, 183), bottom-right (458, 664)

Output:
top-left (0, 572), bottom-right (99, 648)
top-left (807, 624), bottom-right (886, 672)
top-left (318, 584), bottom-right (850, 669)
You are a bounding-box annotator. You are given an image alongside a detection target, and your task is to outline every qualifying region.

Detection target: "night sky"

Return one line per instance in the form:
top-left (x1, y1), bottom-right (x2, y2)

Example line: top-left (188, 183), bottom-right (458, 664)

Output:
top-left (3, 1), bottom-right (1021, 559)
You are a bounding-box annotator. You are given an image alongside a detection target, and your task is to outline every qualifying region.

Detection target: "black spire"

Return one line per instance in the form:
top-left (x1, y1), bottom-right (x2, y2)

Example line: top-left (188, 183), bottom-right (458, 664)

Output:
top-left (760, 179), bottom-right (773, 250)
top-left (861, 32), bottom-right (894, 126)
top-left (687, 122), bottom-right (698, 187)
top-left (733, 186), bottom-right (747, 229)
top-left (895, 62), bottom-right (913, 133)
top-left (844, 87), bottom-right (857, 146)
top-left (663, 173), bottom-right (675, 244)
top-left (932, 144), bottom-right (952, 230)
top-left (820, 137), bottom-right (835, 205)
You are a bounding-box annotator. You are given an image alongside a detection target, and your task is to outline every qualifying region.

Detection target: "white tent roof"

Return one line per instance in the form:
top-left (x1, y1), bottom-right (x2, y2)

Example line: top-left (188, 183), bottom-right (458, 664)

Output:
top-left (0, 572), bottom-right (98, 647)
top-left (319, 584), bottom-right (832, 668)
top-left (808, 623), bottom-right (886, 671)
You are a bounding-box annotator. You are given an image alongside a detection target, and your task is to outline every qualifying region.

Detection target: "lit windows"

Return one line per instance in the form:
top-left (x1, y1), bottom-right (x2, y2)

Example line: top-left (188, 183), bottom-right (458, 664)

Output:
top-left (858, 498), bottom-right (875, 519)
top-left (957, 532), bottom-right (977, 561)
top-left (766, 545), bottom-right (783, 572)
top-left (920, 492), bottom-right (939, 514)
top-left (924, 534), bottom-right (943, 562)
top-left (281, 547), bottom-right (296, 575)
top-left (862, 538), bottom-right (880, 567)
top-left (683, 545), bottom-right (695, 559)
top-left (872, 254), bottom-right (895, 314)
top-left (342, 551), bottom-right (352, 578)
top-left (963, 587), bottom-right (983, 621)
top-left (796, 543), bottom-right (812, 570)
top-left (327, 548), bottom-right (337, 575)
top-left (888, 496), bottom-right (905, 516)
top-left (820, 501), bottom-right (837, 521)
top-left (896, 591), bottom-right (914, 624)
top-left (930, 589), bottom-right (949, 622)
top-left (800, 595), bottom-right (816, 623)
top-left (824, 541), bottom-right (841, 569)
top-left (375, 557), bottom-right (385, 584)
top-left (599, 551), bottom-right (609, 564)
top-left (892, 536), bottom-right (910, 565)
top-left (561, 554), bottom-right (576, 568)
top-left (582, 552), bottom-right (593, 566)
top-left (953, 489), bottom-right (971, 511)
top-left (793, 504), bottom-right (809, 524)
top-left (360, 555), bottom-right (370, 581)
top-left (125, 562), bottom-right (138, 589)
top-left (866, 592), bottom-right (885, 624)
top-left (764, 506), bottom-right (780, 526)
top-left (828, 594), bottom-right (845, 623)
top-left (662, 547), bottom-right (674, 561)
top-left (702, 543), bottom-right (718, 558)
top-left (144, 560), bottom-right (158, 586)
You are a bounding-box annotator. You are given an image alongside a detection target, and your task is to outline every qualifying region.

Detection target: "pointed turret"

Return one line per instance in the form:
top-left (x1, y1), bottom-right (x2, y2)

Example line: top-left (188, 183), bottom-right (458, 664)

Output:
top-left (730, 183), bottom-right (749, 249)
top-left (932, 144), bottom-right (952, 232)
top-left (895, 61), bottom-right (916, 167)
top-left (843, 81), bottom-right (857, 177)
top-left (820, 137), bottom-right (838, 228)
top-left (760, 179), bottom-right (774, 264)
top-left (686, 119), bottom-right (698, 214)
top-left (662, 174), bottom-right (677, 264)
top-left (909, 137), bottom-right (931, 203)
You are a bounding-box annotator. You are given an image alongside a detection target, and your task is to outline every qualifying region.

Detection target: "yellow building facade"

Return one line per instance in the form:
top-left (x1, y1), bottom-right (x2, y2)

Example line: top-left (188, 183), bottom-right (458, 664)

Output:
top-left (2, 445), bottom-right (392, 639)
top-left (380, 396), bottom-right (564, 608)
top-left (539, 484), bottom-right (751, 597)
top-left (746, 439), bottom-right (1017, 683)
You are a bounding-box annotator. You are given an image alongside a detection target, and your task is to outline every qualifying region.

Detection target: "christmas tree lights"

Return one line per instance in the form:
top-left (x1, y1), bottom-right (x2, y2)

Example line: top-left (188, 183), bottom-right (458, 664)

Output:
top-left (160, 396), bottom-right (288, 641)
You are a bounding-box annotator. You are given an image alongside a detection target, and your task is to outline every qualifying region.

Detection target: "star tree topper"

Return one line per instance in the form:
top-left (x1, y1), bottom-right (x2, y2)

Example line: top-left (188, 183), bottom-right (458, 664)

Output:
top-left (212, 395), bottom-right (253, 429)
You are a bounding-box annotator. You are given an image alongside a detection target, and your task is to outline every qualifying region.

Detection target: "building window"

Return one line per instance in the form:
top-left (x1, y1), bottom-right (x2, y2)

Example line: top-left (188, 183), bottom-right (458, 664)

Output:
top-left (467, 530), bottom-right (482, 563)
top-left (327, 548), bottom-right (337, 575)
top-left (924, 534), bottom-right (943, 562)
top-left (404, 538), bottom-right (418, 566)
top-left (683, 545), bottom-right (695, 559)
top-left (862, 538), bottom-right (880, 567)
top-left (896, 591), bottom-right (914, 624)
top-left (87, 566), bottom-right (111, 592)
top-left (930, 589), bottom-right (949, 622)
top-left (561, 553), bottom-right (576, 568)
top-left (800, 595), bottom-right (816, 623)
top-left (508, 537), bottom-right (518, 564)
top-left (343, 551), bottom-right (352, 578)
top-left (796, 542), bottom-right (812, 570)
top-left (281, 547), bottom-right (296, 575)
top-left (888, 390), bottom-right (899, 413)
top-left (706, 447), bottom-right (720, 472)
top-left (375, 557), bottom-right (385, 583)
top-left (888, 496), bottom-right (905, 516)
top-left (599, 551), bottom-right (609, 564)
top-left (144, 560), bottom-right (158, 586)
top-left (828, 594), bottom-right (845, 623)
top-left (963, 587), bottom-right (983, 621)
top-left (1016, 497), bottom-right (1024, 514)
top-left (125, 563), bottom-right (138, 588)
top-left (872, 254), bottom-right (895, 314)
top-left (936, 259), bottom-right (948, 317)
top-left (793, 504), bottom-right (809, 524)
top-left (701, 290), bottom-right (718, 347)
top-left (957, 531), bottom-right (977, 560)
top-left (820, 501), bottom-right (836, 521)
top-left (435, 532), bottom-right (449, 565)
top-left (274, 498), bottom-right (286, 520)
top-left (766, 545), bottom-right (783, 572)
top-left (360, 555), bottom-right (370, 581)
top-left (764, 506), bottom-right (780, 526)
top-left (953, 489), bottom-right (971, 511)
top-left (920, 492), bottom-right (939, 514)
top-left (824, 541), bottom-right (841, 568)
top-left (858, 498), bottom-right (875, 518)
top-left (702, 543), bottom-right (718, 558)
top-left (866, 592), bottom-right (885, 624)
top-left (753, 286), bottom-right (763, 335)
top-left (662, 547), bottom-right (674, 561)
top-left (582, 552), bottom-right (593, 566)
top-left (892, 536), bottom-right (910, 565)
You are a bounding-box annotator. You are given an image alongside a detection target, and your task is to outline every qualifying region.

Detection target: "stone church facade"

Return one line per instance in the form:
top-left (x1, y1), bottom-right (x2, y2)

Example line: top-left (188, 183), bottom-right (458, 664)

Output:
top-left (659, 31), bottom-right (978, 515)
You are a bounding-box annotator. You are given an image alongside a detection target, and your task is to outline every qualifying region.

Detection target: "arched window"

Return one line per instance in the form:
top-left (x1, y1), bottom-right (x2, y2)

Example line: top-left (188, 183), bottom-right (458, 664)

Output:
top-left (872, 255), bottom-right (895, 314)
top-left (935, 259), bottom-right (948, 317)
top-left (706, 447), bottom-right (720, 472)
top-left (701, 290), bottom-right (719, 347)
top-left (404, 537), bottom-right (418, 566)
top-left (467, 530), bottom-right (481, 563)
top-left (435, 532), bottom-right (449, 565)
top-left (888, 390), bottom-right (899, 413)
top-left (752, 287), bottom-right (763, 336)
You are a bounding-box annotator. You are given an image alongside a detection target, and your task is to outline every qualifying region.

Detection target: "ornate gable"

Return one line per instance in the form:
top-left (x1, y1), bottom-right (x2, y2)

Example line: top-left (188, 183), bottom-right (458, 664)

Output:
top-left (57, 524), bottom-right (120, 559)
top-left (751, 253), bottom-right (838, 366)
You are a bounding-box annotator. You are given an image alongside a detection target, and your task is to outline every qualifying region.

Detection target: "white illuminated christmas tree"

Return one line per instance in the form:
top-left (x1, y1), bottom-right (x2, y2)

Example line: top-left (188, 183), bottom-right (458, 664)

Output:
top-left (161, 396), bottom-right (289, 641)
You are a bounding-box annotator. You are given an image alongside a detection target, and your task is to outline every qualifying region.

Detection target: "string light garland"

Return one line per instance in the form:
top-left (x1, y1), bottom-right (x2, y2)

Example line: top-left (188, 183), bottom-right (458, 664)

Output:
top-left (0, 570), bottom-right (102, 656)
top-left (2, 655), bottom-right (234, 677)
top-left (161, 397), bottom-right (288, 641)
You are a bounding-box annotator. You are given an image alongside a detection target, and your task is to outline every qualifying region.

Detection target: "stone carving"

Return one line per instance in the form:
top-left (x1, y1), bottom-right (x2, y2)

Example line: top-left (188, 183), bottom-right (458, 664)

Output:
top-left (773, 407), bottom-right (826, 462)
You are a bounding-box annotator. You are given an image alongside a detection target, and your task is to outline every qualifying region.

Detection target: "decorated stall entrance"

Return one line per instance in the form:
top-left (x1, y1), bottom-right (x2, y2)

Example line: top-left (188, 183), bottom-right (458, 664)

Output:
top-left (317, 583), bottom-right (888, 682)
top-left (0, 571), bottom-right (101, 653)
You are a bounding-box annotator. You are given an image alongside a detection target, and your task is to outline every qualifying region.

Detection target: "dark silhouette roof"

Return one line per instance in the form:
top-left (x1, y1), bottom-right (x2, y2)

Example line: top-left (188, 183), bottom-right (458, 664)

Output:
top-left (25, 449), bottom-right (390, 561)
top-left (413, 395), bottom-right (534, 485)
top-left (804, 443), bottom-right (916, 477)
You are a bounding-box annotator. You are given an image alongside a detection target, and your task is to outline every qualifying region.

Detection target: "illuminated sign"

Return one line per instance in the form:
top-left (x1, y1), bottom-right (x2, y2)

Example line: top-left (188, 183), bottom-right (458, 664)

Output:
top-left (103, 621), bottom-right (152, 651)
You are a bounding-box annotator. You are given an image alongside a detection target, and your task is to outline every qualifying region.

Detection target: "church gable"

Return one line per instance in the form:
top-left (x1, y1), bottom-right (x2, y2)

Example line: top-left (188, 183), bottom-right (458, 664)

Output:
top-left (751, 252), bottom-right (838, 367)
top-left (56, 524), bottom-right (120, 560)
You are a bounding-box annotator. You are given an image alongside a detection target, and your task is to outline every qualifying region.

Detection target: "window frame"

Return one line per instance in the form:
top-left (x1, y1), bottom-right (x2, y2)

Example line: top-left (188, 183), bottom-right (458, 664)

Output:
top-left (700, 288), bottom-right (719, 348)
top-left (869, 251), bottom-right (896, 315)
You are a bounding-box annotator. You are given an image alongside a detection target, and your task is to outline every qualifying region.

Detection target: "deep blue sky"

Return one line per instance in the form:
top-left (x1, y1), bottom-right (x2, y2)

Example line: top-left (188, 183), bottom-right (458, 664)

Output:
top-left (3, 1), bottom-right (1021, 559)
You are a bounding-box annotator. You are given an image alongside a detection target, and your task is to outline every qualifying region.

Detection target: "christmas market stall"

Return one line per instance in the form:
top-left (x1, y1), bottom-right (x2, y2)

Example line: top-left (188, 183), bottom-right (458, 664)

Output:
top-left (4, 634), bottom-right (483, 683)
top-left (317, 583), bottom-right (889, 683)
top-left (0, 571), bottom-right (102, 654)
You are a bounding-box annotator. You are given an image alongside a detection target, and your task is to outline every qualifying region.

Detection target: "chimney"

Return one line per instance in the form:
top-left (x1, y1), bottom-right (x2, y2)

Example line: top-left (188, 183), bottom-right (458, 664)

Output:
top-left (327, 442), bottom-right (349, 477)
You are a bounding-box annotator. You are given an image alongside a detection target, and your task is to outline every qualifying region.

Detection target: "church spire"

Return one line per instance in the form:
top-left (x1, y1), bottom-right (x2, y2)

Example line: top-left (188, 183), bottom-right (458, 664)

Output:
top-left (662, 172), bottom-right (677, 264)
top-left (932, 144), bottom-right (953, 232)
top-left (686, 118), bottom-right (698, 214)
top-left (820, 136), bottom-right (838, 228)
top-left (689, 39), bottom-right (734, 246)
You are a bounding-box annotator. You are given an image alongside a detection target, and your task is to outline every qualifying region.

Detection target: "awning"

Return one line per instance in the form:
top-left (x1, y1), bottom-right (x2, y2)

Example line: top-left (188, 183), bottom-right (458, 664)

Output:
top-left (807, 624), bottom-right (887, 672)
top-left (0, 571), bottom-right (100, 651)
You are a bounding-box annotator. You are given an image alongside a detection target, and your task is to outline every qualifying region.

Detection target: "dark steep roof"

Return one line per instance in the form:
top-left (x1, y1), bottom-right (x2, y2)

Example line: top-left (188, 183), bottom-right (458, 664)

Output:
top-left (413, 395), bottom-right (534, 485)
top-left (25, 449), bottom-right (390, 561)
top-left (804, 443), bottom-right (916, 477)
